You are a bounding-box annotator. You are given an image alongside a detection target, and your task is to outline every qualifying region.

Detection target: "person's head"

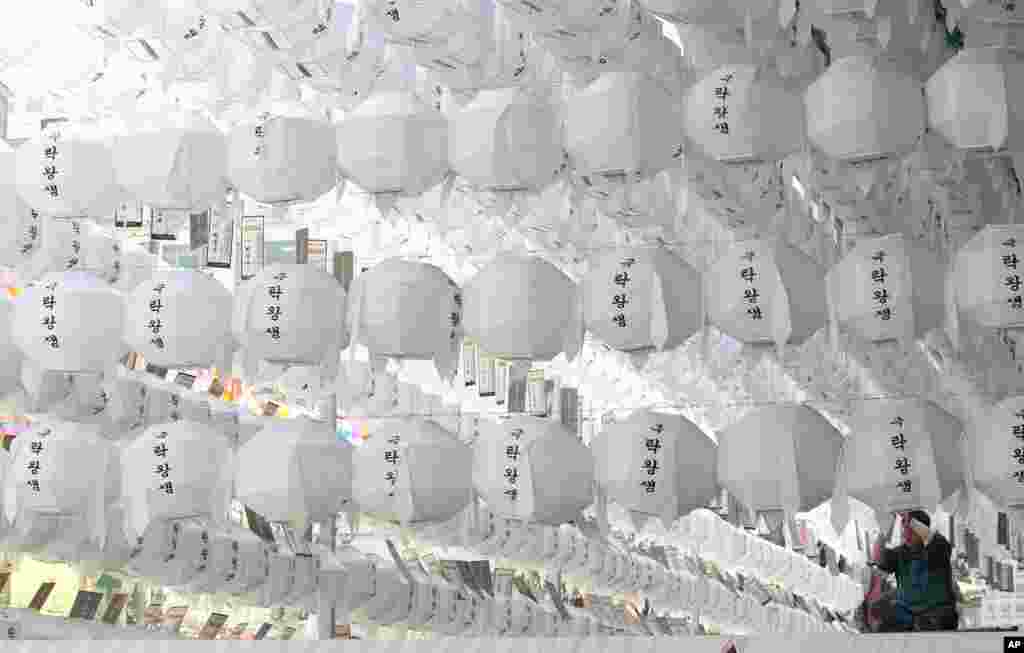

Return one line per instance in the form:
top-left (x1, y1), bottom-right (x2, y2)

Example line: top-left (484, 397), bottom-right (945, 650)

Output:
top-left (901, 510), bottom-right (931, 546)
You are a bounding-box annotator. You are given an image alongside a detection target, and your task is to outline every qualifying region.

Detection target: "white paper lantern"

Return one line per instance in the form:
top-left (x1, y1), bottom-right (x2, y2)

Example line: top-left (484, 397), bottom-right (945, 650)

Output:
top-left (121, 420), bottom-right (234, 538)
top-left (449, 88), bottom-right (564, 192)
top-left (14, 127), bottom-right (120, 220)
top-left (844, 399), bottom-right (963, 515)
top-left (718, 405), bottom-right (843, 513)
top-left (582, 246), bottom-right (702, 354)
top-left (705, 240), bottom-right (827, 348)
top-left (232, 264), bottom-right (348, 375)
top-left (2, 420), bottom-right (113, 547)
top-left (124, 271), bottom-right (233, 369)
top-left (950, 225), bottom-right (1024, 334)
top-left (825, 234), bottom-right (945, 343)
top-left (684, 65), bottom-right (805, 164)
top-left (804, 55), bottom-right (925, 162)
top-left (462, 255), bottom-right (583, 361)
top-left (926, 47), bottom-right (1024, 155)
top-left (593, 410), bottom-right (718, 524)
top-left (347, 259), bottom-right (461, 376)
top-left (352, 417), bottom-right (472, 524)
top-left (336, 89), bottom-right (449, 196)
top-left (12, 272), bottom-right (124, 373)
top-left (227, 113), bottom-right (338, 205)
top-left (112, 111), bottom-right (227, 210)
top-left (974, 396), bottom-right (1024, 517)
top-left (566, 72), bottom-right (683, 181)
top-left (235, 417), bottom-right (352, 524)
top-left (473, 416), bottom-right (593, 525)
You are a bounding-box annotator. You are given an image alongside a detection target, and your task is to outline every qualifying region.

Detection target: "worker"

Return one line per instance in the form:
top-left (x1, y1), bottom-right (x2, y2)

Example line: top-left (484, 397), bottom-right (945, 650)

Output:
top-left (872, 510), bottom-right (959, 632)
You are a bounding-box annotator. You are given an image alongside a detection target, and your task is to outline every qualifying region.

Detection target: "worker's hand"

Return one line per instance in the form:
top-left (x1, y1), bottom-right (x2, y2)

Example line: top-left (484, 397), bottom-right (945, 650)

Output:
top-left (910, 518), bottom-right (930, 542)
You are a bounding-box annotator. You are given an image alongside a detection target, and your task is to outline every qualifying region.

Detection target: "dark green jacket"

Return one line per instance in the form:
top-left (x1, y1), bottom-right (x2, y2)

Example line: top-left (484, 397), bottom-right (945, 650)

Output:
top-left (877, 533), bottom-right (956, 613)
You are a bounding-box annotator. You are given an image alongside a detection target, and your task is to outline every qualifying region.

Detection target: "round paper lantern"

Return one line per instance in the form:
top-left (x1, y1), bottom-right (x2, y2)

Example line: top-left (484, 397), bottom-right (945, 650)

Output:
top-left (449, 88), bottom-right (563, 192)
top-left (124, 271), bottom-right (233, 369)
top-left (950, 225), bottom-right (1024, 334)
top-left (473, 416), bottom-right (593, 525)
top-left (582, 246), bottom-right (702, 354)
top-left (347, 259), bottom-right (461, 375)
top-left (684, 65), bottom-right (805, 164)
top-left (927, 47), bottom-right (1024, 154)
top-left (804, 55), bottom-right (925, 162)
top-left (593, 410), bottom-right (718, 524)
top-left (462, 255), bottom-right (583, 361)
top-left (112, 111), bottom-right (227, 210)
top-left (12, 272), bottom-right (124, 373)
top-left (825, 234), bottom-right (945, 343)
top-left (14, 126), bottom-right (120, 219)
top-left (974, 396), bottom-right (1024, 517)
top-left (336, 89), bottom-right (449, 196)
top-left (2, 420), bottom-right (113, 547)
top-left (844, 399), bottom-right (963, 515)
top-left (566, 72), bottom-right (683, 182)
top-left (705, 240), bottom-right (827, 348)
top-left (232, 264), bottom-right (348, 375)
top-left (718, 405), bottom-right (843, 514)
top-left (641, 0), bottom-right (777, 25)
top-left (121, 420), bottom-right (234, 538)
top-left (227, 112), bottom-right (338, 205)
top-left (352, 417), bottom-right (472, 524)
top-left (235, 417), bottom-right (353, 524)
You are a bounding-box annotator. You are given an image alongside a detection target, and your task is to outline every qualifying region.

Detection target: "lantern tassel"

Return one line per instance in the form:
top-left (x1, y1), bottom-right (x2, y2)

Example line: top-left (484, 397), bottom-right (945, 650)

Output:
top-left (830, 440), bottom-right (851, 537)
top-left (944, 258), bottom-right (961, 352)
top-left (595, 481), bottom-right (610, 540)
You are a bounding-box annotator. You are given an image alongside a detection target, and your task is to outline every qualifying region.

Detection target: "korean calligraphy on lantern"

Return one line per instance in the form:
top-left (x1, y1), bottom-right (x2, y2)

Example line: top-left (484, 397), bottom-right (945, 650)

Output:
top-left (40, 281), bottom-right (59, 350)
top-left (240, 216), bottom-right (265, 280)
top-left (502, 427), bottom-right (524, 502)
top-left (384, 434), bottom-right (401, 498)
top-left (148, 283), bottom-right (167, 351)
top-left (264, 271), bottom-right (287, 342)
top-left (870, 250), bottom-right (893, 321)
top-left (611, 257), bottom-right (635, 329)
top-left (24, 427), bottom-right (50, 494)
top-left (640, 422), bottom-right (664, 496)
top-left (1011, 409), bottom-right (1024, 484)
top-left (889, 415), bottom-right (913, 494)
top-left (711, 72), bottom-right (733, 136)
top-left (152, 431), bottom-right (174, 495)
top-left (65, 221), bottom-right (81, 270)
top-left (21, 209), bottom-right (40, 257)
top-left (738, 249), bottom-right (763, 321)
top-left (41, 131), bottom-right (62, 201)
top-left (252, 116), bottom-right (268, 160)
top-left (1002, 237), bottom-right (1023, 311)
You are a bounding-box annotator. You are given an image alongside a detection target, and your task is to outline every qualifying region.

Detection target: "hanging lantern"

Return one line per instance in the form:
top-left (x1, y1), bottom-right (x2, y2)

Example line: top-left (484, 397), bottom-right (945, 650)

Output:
top-left (449, 88), bottom-right (563, 193)
top-left (974, 396), bottom-right (1024, 519)
top-left (926, 47), bottom-right (1024, 155)
top-left (717, 405), bottom-right (843, 514)
top-left (592, 410), bottom-right (718, 525)
top-left (844, 399), bottom-right (963, 515)
top-left (461, 255), bottom-right (583, 361)
top-left (235, 417), bottom-right (353, 525)
top-left (14, 125), bottom-right (120, 220)
top-left (123, 270), bottom-right (233, 369)
top-left (949, 225), bottom-right (1024, 338)
top-left (112, 110), bottom-right (227, 210)
top-left (581, 246), bottom-right (702, 354)
top-left (121, 420), bottom-right (234, 538)
top-left (565, 72), bottom-right (683, 182)
top-left (12, 272), bottom-right (124, 374)
top-left (825, 234), bottom-right (945, 344)
top-left (473, 416), bottom-right (593, 525)
top-left (804, 55), bottom-right (925, 162)
top-left (232, 264), bottom-right (348, 376)
top-left (347, 259), bottom-right (461, 378)
top-left (352, 417), bottom-right (472, 524)
top-left (2, 420), bottom-right (113, 548)
top-left (705, 240), bottom-right (827, 349)
top-left (227, 112), bottom-right (338, 206)
top-left (335, 89), bottom-right (449, 197)
top-left (684, 64), bottom-right (805, 164)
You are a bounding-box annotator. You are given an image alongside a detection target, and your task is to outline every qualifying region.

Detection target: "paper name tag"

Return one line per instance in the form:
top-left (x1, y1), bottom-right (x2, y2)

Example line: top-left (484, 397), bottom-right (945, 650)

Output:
top-left (68, 590), bottom-right (104, 621)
